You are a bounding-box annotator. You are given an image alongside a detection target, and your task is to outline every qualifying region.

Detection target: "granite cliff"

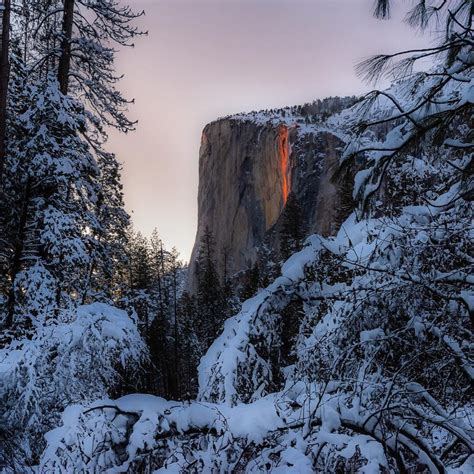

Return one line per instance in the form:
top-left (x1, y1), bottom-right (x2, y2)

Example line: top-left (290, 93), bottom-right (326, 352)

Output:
top-left (187, 97), bottom-right (357, 291)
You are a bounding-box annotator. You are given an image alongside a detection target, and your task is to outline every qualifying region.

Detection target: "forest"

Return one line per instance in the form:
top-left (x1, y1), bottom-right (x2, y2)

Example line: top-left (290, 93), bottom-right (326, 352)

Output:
top-left (0, 0), bottom-right (472, 472)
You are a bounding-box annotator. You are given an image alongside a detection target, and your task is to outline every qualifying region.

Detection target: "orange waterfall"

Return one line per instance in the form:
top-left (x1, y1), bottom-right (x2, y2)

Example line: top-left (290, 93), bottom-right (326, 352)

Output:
top-left (278, 126), bottom-right (290, 205)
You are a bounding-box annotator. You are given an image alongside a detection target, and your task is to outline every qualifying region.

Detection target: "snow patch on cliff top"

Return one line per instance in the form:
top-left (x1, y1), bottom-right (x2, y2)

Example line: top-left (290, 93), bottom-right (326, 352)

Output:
top-left (209, 96), bottom-right (358, 139)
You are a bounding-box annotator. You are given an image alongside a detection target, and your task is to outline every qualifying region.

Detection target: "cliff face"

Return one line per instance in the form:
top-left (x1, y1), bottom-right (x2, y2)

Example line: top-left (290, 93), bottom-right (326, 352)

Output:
top-left (187, 98), bottom-right (355, 291)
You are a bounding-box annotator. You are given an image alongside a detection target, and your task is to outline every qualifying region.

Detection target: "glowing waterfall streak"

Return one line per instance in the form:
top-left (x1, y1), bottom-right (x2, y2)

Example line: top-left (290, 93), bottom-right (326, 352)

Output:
top-left (278, 126), bottom-right (290, 204)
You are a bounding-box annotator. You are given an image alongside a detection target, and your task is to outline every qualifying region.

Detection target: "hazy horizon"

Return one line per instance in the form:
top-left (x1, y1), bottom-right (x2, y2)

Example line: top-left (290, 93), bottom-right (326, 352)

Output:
top-left (109, 0), bottom-right (432, 260)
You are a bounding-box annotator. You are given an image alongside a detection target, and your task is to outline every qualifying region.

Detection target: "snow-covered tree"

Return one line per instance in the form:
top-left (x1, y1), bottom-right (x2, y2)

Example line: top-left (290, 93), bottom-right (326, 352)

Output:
top-left (196, 227), bottom-right (226, 348)
top-left (0, 303), bottom-right (146, 469)
top-left (0, 0), bottom-right (144, 327)
top-left (2, 75), bottom-right (102, 329)
top-left (24, 0), bottom-right (144, 128)
top-left (278, 192), bottom-right (306, 261)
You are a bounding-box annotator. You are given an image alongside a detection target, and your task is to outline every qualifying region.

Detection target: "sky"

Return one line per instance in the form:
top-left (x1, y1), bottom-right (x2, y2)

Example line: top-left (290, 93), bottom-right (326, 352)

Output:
top-left (108, 0), bottom-right (432, 261)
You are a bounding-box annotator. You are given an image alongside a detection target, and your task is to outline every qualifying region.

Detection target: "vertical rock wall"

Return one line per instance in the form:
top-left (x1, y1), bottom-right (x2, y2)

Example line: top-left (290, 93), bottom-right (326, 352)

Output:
top-left (187, 100), bottom-right (354, 292)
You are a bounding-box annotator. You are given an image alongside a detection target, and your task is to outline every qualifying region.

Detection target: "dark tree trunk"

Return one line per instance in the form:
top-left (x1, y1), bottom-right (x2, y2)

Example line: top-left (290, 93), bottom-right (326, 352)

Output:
top-left (0, 0), bottom-right (11, 184)
top-left (57, 0), bottom-right (75, 95)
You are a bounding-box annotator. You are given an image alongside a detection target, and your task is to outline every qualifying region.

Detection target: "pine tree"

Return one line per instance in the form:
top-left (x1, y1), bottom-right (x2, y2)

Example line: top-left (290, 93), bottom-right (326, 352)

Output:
top-left (149, 229), bottom-right (169, 324)
top-left (177, 291), bottom-right (200, 399)
top-left (25, 0), bottom-right (144, 131)
top-left (0, 47), bottom-right (29, 329)
top-left (257, 239), bottom-right (280, 288)
top-left (196, 227), bottom-right (225, 347)
top-left (81, 150), bottom-right (130, 304)
top-left (278, 193), bottom-right (306, 261)
top-left (240, 262), bottom-right (260, 301)
top-left (2, 75), bottom-right (103, 329)
top-left (167, 247), bottom-right (183, 398)
top-left (127, 230), bottom-right (152, 329)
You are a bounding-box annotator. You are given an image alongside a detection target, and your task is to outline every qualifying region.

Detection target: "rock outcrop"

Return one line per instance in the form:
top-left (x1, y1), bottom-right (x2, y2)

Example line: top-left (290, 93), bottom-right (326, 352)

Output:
top-left (187, 97), bottom-right (357, 292)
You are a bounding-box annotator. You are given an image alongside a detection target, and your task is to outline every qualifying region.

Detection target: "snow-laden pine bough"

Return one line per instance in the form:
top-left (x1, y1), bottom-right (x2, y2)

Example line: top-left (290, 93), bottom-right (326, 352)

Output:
top-left (39, 366), bottom-right (473, 472)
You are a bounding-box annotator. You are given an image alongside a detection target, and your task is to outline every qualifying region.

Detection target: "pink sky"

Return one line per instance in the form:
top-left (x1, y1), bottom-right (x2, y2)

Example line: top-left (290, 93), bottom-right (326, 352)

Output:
top-left (108, 0), bottom-right (432, 260)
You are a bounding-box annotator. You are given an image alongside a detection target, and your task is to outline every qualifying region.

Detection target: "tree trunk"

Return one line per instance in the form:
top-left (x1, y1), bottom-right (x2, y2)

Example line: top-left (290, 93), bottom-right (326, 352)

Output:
top-left (57, 0), bottom-right (75, 95)
top-left (0, 0), bottom-right (11, 184)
